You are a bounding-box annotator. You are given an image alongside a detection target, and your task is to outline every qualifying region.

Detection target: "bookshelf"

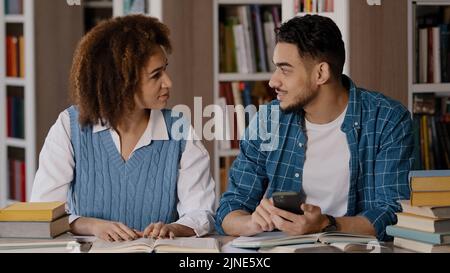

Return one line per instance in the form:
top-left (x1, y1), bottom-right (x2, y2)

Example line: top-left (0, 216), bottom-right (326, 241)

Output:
top-left (0, 0), bottom-right (35, 207)
top-left (213, 0), bottom-right (281, 199)
top-left (408, 0), bottom-right (450, 171)
top-left (213, 0), bottom-right (351, 199)
top-left (408, 0), bottom-right (450, 111)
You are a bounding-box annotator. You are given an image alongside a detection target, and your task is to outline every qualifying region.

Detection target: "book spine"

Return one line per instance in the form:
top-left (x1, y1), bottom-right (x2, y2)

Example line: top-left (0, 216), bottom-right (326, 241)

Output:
top-left (386, 225), bottom-right (444, 245)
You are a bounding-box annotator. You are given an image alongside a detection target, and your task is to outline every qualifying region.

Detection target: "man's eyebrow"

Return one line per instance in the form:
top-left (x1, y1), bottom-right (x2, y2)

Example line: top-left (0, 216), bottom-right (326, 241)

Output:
top-left (273, 61), bottom-right (294, 68)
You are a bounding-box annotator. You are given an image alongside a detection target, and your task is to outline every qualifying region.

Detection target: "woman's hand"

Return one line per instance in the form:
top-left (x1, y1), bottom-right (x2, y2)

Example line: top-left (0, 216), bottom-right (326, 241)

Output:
top-left (71, 217), bottom-right (139, 242)
top-left (142, 222), bottom-right (195, 239)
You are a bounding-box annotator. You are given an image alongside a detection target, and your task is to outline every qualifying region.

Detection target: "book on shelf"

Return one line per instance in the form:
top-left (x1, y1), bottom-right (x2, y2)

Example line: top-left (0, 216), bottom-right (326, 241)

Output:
top-left (0, 215), bottom-right (70, 239)
top-left (123, 0), bottom-right (146, 15)
top-left (416, 6), bottom-right (450, 84)
top-left (4, 0), bottom-right (23, 15)
top-left (399, 200), bottom-right (450, 219)
top-left (386, 225), bottom-right (450, 245)
top-left (231, 231), bottom-right (376, 249)
top-left (294, 0), bottom-right (334, 13)
top-left (0, 202), bottom-right (66, 222)
top-left (8, 158), bottom-right (25, 202)
top-left (219, 4), bottom-right (280, 74)
top-left (6, 93), bottom-right (25, 139)
top-left (396, 213), bottom-right (450, 233)
top-left (89, 237), bottom-right (220, 253)
top-left (394, 237), bottom-right (450, 253)
top-left (5, 35), bottom-right (25, 78)
top-left (412, 94), bottom-right (450, 170)
top-left (218, 81), bottom-right (275, 150)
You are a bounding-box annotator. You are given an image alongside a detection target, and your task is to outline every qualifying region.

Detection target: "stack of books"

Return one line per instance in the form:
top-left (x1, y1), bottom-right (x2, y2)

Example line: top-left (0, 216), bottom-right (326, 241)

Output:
top-left (0, 202), bottom-right (70, 239)
top-left (387, 170), bottom-right (450, 253)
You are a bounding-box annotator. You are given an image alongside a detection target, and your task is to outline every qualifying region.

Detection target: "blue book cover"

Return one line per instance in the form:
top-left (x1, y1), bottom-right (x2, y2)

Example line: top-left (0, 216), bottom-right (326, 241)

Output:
top-left (386, 225), bottom-right (450, 245)
top-left (409, 170), bottom-right (450, 179)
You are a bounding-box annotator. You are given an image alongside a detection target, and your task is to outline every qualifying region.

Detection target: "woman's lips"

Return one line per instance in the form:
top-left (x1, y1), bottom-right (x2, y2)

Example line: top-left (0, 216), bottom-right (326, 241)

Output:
top-left (158, 93), bottom-right (170, 101)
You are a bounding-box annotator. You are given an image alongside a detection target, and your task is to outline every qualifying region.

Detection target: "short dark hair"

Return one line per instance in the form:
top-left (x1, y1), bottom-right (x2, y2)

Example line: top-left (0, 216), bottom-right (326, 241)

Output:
top-left (70, 15), bottom-right (171, 128)
top-left (275, 15), bottom-right (345, 78)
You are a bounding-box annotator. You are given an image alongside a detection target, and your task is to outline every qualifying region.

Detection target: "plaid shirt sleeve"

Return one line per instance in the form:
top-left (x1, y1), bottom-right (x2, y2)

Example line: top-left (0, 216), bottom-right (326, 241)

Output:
top-left (358, 107), bottom-right (414, 241)
top-left (215, 115), bottom-right (270, 235)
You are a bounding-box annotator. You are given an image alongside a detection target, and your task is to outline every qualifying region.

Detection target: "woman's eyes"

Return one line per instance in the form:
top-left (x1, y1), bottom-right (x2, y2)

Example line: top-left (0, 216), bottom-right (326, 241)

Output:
top-left (151, 72), bottom-right (162, 80)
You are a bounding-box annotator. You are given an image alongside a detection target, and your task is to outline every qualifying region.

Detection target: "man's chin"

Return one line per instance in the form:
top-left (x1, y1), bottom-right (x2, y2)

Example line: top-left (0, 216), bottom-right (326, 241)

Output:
top-left (280, 101), bottom-right (303, 113)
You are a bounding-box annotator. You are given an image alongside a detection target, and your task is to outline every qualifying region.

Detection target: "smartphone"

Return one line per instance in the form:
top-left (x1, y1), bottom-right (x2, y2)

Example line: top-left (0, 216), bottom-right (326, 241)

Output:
top-left (272, 191), bottom-right (306, 215)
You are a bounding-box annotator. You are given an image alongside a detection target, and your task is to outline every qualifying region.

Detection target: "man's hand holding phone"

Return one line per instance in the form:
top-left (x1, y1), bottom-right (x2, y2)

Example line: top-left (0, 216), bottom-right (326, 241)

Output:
top-left (248, 198), bottom-right (277, 233)
top-left (270, 191), bottom-right (330, 236)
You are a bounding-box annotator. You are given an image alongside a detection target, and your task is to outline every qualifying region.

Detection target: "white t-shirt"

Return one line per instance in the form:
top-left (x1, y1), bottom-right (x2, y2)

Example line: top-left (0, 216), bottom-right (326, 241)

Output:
top-left (302, 107), bottom-right (350, 217)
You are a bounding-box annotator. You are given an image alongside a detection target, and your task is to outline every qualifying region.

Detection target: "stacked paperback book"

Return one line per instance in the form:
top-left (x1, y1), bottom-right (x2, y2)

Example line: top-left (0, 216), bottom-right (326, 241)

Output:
top-left (0, 201), bottom-right (70, 238)
top-left (387, 170), bottom-right (450, 253)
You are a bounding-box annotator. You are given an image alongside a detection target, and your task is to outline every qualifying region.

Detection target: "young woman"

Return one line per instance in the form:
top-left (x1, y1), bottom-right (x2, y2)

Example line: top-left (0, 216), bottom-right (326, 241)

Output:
top-left (31, 15), bottom-right (215, 242)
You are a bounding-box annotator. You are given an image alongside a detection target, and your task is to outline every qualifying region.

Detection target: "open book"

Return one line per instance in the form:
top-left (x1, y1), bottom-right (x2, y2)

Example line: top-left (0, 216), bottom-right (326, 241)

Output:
top-left (258, 242), bottom-right (390, 253)
top-left (89, 237), bottom-right (220, 253)
top-left (231, 231), bottom-right (377, 249)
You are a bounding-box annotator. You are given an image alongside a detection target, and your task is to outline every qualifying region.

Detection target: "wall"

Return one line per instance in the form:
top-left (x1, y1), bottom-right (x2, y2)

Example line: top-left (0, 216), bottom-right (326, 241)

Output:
top-left (163, 0), bottom-right (214, 156)
top-left (350, 0), bottom-right (408, 106)
top-left (35, 0), bottom-right (83, 160)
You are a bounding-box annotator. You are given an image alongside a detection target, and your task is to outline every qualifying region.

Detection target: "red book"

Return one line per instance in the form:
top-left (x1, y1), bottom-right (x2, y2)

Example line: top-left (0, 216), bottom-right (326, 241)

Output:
top-left (428, 27), bottom-right (434, 83)
top-left (8, 159), bottom-right (15, 200)
top-left (7, 36), bottom-right (19, 77)
top-left (20, 161), bottom-right (26, 202)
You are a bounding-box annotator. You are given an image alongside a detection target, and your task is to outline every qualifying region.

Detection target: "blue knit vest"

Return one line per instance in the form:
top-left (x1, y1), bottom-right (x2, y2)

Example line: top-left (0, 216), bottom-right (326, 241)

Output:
top-left (67, 106), bottom-right (186, 231)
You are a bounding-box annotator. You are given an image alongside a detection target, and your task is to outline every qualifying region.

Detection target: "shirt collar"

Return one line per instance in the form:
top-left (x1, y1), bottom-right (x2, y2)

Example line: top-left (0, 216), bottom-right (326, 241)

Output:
top-left (92, 110), bottom-right (170, 144)
top-left (340, 75), bottom-right (362, 133)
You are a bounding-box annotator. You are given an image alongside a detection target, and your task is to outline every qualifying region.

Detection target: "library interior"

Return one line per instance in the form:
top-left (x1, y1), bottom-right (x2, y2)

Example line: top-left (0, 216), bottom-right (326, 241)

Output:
top-left (1, 0), bottom-right (450, 254)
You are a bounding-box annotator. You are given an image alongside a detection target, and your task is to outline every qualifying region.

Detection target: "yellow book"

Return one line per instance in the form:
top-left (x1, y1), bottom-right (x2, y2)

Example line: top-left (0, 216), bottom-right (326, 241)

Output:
top-left (0, 202), bottom-right (66, 222)
top-left (411, 191), bottom-right (450, 207)
top-left (411, 176), bottom-right (450, 192)
top-left (18, 36), bottom-right (25, 78)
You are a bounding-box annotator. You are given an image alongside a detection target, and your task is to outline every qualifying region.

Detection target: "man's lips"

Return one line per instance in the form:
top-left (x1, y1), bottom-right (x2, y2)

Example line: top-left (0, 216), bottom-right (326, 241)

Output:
top-left (276, 90), bottom-right (288, 100)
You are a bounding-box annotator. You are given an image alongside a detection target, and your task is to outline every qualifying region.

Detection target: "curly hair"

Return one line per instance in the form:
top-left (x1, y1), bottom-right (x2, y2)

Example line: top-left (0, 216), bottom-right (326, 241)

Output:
top-left (276, 15), bottom-right (345, 78)
top-left (70, 15), bottom-right (172, 128)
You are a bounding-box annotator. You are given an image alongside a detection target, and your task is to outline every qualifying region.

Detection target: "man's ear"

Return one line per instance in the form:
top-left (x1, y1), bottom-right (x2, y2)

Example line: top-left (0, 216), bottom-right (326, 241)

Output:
top-left (315, 62), bottom-right (331, 86)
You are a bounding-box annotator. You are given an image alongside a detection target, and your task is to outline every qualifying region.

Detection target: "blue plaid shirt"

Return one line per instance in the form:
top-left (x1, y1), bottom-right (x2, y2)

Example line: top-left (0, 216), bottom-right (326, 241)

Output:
top-left (216, 76), bottom-right (414, 241)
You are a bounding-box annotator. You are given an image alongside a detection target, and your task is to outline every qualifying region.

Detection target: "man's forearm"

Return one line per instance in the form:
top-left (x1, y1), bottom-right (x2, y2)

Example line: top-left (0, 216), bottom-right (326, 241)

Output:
top-left (335, 216), bottom-right (376, 236)
top-left (222, 210), bottom-right (258, 237)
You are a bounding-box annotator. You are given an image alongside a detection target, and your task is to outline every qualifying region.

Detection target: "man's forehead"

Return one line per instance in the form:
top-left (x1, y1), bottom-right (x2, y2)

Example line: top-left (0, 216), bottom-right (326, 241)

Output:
top-left (274, 43), bottom-right (303, 65)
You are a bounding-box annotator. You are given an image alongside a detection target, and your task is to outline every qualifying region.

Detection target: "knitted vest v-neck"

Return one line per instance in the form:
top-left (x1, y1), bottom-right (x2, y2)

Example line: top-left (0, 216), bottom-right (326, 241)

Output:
top-left (67, 106), bottom-right (185, 230)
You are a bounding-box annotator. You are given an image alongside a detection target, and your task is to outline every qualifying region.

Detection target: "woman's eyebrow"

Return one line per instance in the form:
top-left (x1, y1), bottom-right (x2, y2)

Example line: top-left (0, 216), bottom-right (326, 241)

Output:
top-left (147, 62), bottom-right (169, 75)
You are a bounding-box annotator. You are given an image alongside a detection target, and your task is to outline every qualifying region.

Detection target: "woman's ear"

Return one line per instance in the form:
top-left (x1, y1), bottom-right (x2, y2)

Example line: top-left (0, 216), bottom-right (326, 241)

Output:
top-left (315, 62), bottom-right (331, 86)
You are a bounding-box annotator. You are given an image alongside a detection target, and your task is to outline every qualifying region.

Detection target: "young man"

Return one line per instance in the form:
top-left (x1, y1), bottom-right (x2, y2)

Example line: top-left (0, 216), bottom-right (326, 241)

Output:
top-left (216, 15), bottom-right (414, 241)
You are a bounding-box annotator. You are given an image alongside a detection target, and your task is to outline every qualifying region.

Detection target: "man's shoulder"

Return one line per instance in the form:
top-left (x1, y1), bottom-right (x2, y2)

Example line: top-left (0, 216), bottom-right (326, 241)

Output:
top-left (358, 88), bottom-right (410, 119)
